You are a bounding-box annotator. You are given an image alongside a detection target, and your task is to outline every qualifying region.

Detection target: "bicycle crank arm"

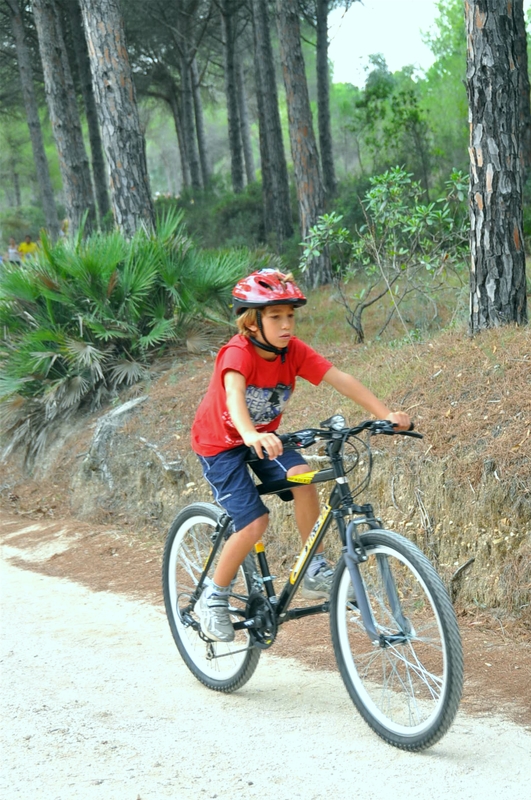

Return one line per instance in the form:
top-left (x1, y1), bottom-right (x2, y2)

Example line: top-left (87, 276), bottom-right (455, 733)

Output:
top-left (232, 614), bottom-right (266, 631)
top-left (282, 602), bottom-right (330, 621)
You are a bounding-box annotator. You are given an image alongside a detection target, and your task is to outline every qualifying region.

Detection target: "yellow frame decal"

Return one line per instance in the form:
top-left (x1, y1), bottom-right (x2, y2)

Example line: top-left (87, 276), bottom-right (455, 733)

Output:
top-left (287, 471), bottom-right (318, 485)
top-left (289, 504), bottom-right (332, 584)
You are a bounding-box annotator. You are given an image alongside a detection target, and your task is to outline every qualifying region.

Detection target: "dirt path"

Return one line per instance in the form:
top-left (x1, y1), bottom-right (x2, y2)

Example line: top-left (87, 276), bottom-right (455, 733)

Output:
top-left (1, 510), bottom-right (531, 799)
top-left (2, 555), bottom-right (531, 800)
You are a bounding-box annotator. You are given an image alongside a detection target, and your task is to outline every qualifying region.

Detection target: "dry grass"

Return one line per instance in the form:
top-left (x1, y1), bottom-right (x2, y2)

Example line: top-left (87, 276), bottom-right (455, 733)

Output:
top-left (277, 292), bottom-right (531, 627)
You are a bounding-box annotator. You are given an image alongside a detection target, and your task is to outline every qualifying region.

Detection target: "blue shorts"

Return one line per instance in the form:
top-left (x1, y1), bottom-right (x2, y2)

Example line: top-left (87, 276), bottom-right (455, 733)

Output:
top-left (197, 445), bottom-right (307, 532)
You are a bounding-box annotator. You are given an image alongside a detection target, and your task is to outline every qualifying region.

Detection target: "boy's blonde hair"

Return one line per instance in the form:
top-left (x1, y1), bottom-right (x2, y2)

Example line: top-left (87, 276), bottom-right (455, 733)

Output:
top-left (236, 307), bottom-right (259, 337)
top-left (236, 271), bottom-right (296, 337)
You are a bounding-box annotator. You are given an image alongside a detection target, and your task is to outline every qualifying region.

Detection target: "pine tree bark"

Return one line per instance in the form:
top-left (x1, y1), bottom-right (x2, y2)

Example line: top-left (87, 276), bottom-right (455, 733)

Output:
top-left (466, 0), bottom-right (528, 331)
top-left (180, 47), bottom-right (202, 191)
top-left (78, 0), bottom-right (155, 236)
top-left (6, 0), bottom-right (60, 239)
top-left (33, 0), bottom-right (96, 235)
top-left (316, 0), bottom-right (336, 198)
top-left (168, 81), bottom-right (191, 189)
top-left (276, 0), bottom-right (330, 285)
top-left (236, 55), bottom-right (256, 185)
top-left (251, 0), bottom-right (293, 245)
top-left (220, 0), bottom-right (245, 193)
top-left (67, 0), bottom-right (110, 225)
top-left (191, 57), bottom-right (211, 188)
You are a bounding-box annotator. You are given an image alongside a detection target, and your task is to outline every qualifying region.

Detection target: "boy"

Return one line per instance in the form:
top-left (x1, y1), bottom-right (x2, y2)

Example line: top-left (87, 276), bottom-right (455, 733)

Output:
top-left (191, 269), bottom-right (410, 642)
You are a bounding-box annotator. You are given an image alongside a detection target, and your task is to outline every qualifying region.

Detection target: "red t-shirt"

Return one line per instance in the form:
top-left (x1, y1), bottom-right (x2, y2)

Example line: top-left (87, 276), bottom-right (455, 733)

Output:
top-left (191, 334), bottom-right (332, 456)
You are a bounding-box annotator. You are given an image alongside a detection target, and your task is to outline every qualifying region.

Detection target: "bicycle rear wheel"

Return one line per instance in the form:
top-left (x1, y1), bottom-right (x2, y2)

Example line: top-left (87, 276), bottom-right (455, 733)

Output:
top-left (162, 502), bottom-right (261, 692)
top-left (330, 529), bottom-right (463, 751)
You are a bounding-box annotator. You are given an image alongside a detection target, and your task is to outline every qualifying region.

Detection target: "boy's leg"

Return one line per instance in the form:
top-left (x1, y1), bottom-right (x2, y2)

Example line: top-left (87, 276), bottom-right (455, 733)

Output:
top-left (212, 513), bottom-right (268, 586)
top-left (287, 464), bottom-right (320, 543)
top-left (196, 447), bottom-right (270, 642)
top-left (287, 464), bottom-right (342, 600)
top-left (198, 516), bottom-right (269, 643)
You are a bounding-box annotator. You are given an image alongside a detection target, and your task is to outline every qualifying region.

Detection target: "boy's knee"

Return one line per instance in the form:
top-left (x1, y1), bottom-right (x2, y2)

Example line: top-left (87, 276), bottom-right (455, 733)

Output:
top-left (287, 465), bottom-right (318, 499)
top-left (239, 513), bottom-right (268, 543)
top-left (286, 464), bottom-right (308, 477)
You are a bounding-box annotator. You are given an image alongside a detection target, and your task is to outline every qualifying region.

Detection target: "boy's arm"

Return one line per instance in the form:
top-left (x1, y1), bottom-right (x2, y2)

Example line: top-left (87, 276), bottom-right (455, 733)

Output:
top-left (223, 370), bottom-right (283, 459)
top-left (322, 366), bottom-right (411, 430)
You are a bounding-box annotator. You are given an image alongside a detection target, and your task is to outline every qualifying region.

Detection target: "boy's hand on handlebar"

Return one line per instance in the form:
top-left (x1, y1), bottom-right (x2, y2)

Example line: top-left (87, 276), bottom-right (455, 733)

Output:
top-left (243, 430), bottom-right (283, 459)
top-left (386, 411), bottom-right (412, 431)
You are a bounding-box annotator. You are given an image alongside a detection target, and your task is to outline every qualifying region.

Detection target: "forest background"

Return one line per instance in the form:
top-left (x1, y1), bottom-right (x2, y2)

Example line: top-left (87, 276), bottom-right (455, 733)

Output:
top-left (1, 0), bottom-right (529, 255)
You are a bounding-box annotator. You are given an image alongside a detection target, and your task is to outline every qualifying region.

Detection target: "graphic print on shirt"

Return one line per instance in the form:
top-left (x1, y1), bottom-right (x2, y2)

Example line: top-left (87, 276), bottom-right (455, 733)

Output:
top-left (246, 383), bottom-right (292, 425)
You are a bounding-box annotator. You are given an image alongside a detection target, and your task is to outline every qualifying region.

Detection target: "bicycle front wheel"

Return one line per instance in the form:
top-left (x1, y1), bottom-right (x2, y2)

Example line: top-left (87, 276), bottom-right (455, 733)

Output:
top-left (330, 529), bottom-right (463, 751)
top-left (162, 502), bottom-right (261, 692)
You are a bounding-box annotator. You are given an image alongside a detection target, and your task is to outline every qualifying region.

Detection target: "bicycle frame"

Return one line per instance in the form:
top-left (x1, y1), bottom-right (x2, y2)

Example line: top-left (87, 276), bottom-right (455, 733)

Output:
top-left (190, 430), bottom-right (399, 646)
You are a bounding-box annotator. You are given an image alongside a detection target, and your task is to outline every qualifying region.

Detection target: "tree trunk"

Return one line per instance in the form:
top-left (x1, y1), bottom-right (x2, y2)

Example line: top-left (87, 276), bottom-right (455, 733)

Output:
top-left (514, 0), bottom-right (531, 175)
top-left (67, 0), bottom-right (111, 225)
top-left (251, 0), bottom-right (293, 245)
top-left (180, 49), bottom-right (202, 191)
top-left (191, 57), bottom-right (211, 188)
top-left (466, 0), bottom-right (528, 332)
top-left (275, 0), bottom-right (330, 286)
top-left (12, 165), bottom-right (21, 208)
top-left (168, 82), bottom-right (191, 190)
top-left (236, 55), bottom-right (256, 185)
top-left (6, 0), bottom-right (60, 239)
top-left (79, 0), bottom-right (155, 236)
top-left (316, 0), bottom-right (336, 198)
top-left (253, 27), bottom-right (274, 239)
top-left (220, 0), bottom-right (245, 193)
top-left (32, 0), bottom-right (96, 236)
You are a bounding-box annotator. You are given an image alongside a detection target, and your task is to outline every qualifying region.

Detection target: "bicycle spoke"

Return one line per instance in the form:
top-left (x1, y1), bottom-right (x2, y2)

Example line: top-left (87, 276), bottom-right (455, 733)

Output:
top-left (163, 504), bottom-right (261, 691)
top-left (331, 531), bottom-right (462, 748)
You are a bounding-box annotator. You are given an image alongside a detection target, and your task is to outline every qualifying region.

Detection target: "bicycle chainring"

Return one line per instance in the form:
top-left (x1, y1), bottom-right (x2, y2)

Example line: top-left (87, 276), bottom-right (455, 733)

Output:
top-left (245, 591), bottom-right (277, 650)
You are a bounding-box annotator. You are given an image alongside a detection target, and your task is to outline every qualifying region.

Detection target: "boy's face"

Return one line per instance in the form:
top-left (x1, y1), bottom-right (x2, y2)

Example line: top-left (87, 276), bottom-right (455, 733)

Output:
top-left (249, 304), bottom-right (296, 351)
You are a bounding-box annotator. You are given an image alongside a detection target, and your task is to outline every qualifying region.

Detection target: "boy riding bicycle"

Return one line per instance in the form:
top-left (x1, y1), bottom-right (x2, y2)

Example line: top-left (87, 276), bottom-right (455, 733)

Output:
top-left (191, 269), bottom-right (410, 642)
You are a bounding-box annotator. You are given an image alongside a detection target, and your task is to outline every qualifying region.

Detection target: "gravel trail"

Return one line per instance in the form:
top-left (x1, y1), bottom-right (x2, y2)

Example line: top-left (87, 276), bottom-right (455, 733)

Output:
top-left (1, 557), bottom-right (530, 800)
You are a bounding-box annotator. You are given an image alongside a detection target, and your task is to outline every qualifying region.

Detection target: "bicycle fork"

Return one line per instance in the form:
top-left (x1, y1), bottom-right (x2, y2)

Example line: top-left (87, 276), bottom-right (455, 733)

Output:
top-left (343, 518), bottom-right (411, 647)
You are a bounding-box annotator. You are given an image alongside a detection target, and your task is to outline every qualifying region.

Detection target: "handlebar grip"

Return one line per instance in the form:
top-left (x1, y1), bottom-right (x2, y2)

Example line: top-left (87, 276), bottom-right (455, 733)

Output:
top-left (399, 429), bottom-right (423, 439)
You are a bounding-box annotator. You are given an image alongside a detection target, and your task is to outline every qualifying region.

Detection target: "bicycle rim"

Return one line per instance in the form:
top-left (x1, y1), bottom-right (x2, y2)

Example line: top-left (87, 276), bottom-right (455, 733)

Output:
top-left (331, 530), bottom-right (463, 750)
top-left (163, 503), bottom-right (260, 690)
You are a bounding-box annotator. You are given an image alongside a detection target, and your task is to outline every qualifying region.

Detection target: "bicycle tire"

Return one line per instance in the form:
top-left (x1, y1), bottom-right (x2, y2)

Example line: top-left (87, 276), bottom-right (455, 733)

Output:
top-left (330, 529), bottom-right (463, 751)
top-left (162, 502), bottom-right (261, 692)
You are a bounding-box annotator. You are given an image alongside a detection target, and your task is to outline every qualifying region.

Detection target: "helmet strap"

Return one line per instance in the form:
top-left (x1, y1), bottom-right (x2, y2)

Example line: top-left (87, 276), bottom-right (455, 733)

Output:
top-left (250, 310), bottom-right (288, 363)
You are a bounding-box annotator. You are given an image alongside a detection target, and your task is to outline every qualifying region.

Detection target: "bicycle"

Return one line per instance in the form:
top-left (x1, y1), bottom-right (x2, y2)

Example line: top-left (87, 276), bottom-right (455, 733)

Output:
top-left (162, 416), bottom-right (463, 751)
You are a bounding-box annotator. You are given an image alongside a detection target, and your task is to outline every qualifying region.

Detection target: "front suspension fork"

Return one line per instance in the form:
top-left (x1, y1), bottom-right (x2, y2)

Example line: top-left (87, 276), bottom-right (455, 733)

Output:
top-left (343, 519), bottom-right (411, 645)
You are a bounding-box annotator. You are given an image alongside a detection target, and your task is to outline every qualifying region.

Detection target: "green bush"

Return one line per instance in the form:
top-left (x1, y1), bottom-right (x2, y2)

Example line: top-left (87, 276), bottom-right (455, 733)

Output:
top-left (155, 180), bottom-right (267, 250)
top-left (0, 210), bottom-right (252, 461)
top-left (301, 167), bottom-right (469, 342)
top-left (0, 206), bottom-right (47, 247)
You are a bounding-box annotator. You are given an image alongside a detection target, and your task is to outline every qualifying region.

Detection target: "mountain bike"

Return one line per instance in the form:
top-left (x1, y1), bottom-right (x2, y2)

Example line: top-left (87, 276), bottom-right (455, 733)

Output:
top-left (162, 416), bottom-right (463, 751)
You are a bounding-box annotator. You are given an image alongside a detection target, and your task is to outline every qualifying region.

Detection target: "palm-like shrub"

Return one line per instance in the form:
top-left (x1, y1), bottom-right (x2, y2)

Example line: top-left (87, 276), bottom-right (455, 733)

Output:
top-left (0, 211), bottom-right (252, 461)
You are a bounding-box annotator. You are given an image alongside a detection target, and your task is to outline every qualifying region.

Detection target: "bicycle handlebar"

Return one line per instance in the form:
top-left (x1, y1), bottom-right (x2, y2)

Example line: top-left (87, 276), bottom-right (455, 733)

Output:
top-left (247, 419), bottom-right (423, 460)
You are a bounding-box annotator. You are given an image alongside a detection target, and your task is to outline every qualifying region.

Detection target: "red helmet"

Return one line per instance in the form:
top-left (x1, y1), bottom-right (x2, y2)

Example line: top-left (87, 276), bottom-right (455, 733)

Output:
top-left (232, 269), bottom-right (307, 314)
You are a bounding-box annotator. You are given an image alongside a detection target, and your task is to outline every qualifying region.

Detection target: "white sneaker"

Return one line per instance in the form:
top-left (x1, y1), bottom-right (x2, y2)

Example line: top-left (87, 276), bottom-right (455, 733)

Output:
top-left (196, 587), bottom-right (235, 642)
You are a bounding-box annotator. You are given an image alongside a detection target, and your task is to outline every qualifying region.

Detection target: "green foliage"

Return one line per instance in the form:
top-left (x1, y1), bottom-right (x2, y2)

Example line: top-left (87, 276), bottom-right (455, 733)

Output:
top-left (330, 173), bottom-right (374, 232)
top-left (419, 0), bottom-right (469, 180)
top-left (0, 206), bottom-right (46, 246)
top-left (155, 180), bottom-right (268, 250)
top-left (300, 167), bottom-right (469, 342)
top-left (0, 210), bottom-right (250, 461)
top-left (343, 57), bottom-right (434, 193)
top-left (522, 174), bottom-right (531, 248)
